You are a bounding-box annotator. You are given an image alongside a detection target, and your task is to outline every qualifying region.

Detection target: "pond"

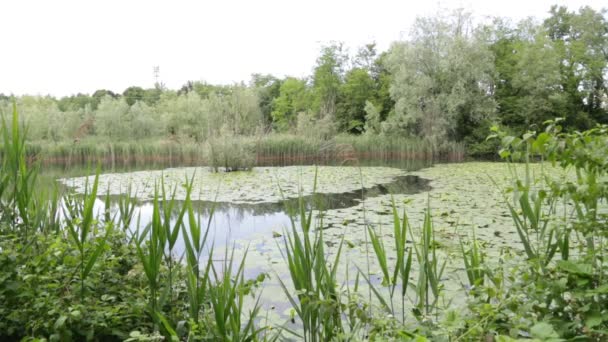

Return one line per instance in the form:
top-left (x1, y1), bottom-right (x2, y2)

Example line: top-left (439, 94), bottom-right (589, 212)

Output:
top-left (56, 161), bottom-right (572, 324)
top-left (58, 165), bottom-right (431, 254)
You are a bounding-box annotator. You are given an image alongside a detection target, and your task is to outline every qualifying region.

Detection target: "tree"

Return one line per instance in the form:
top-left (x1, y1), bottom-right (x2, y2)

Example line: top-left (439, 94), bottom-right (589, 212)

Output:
top-left (336, 68), bottom-right (376, 133)
top-left (57, 93), bottom-right (97, 111)
top-left (363, 101), bottom-right (382, 134)
top-left (156, 92), bottom-right (207, 141)
top-left (191, 81), bottom-right (231, 99)
top-left (209, 85), bottom-right (263, 136)
top-left (271, 77), bottom-right (310, 131)
top-left (122, 86), bottom-right (146, 106)
top-left (353, 43), bottom-right (377, 70)
top-left (250, 74), bottom-right (282, 127)
top-left (92, 89), bottom-right (118, 99)
top-left (488, 19), bottom-right (565, 132)
top-left (177, 81), bottom-right (195, 96)
top-left (130, 101), bottom-right (162, 139)
top-left (95, 97), bottom-right (131, 139)
top-left (312, 43), bottom-right (348, 119)
top-left (385, 10), bottom-right (496, 143)
top-left (371, 52), bottom-right (395, 122)
top-left (544, 6), bottom-right (608, 127)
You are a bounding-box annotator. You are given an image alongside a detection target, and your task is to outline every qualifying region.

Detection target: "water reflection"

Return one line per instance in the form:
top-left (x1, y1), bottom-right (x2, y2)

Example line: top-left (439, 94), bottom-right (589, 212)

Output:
top-left (95, 175), bottom-right (430, 256)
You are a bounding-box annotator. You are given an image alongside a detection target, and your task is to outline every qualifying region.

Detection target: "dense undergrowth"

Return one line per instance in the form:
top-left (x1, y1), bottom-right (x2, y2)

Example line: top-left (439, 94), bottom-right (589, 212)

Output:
top-left (1, 105), bottom-right (607, 341)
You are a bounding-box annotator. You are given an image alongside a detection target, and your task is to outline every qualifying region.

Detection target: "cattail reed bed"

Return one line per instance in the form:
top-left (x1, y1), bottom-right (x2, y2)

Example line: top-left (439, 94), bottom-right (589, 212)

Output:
top-left (16, 134), bottom-right (465, 169)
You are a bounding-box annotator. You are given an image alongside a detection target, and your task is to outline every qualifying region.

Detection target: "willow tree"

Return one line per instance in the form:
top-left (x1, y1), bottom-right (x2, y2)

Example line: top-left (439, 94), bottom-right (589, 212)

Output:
top-left (94, 97), bottom-right (131, 140)
top-left (156, 92), bottom-right (209, 141)
top-left (384, 10), bottom-right (496, 143)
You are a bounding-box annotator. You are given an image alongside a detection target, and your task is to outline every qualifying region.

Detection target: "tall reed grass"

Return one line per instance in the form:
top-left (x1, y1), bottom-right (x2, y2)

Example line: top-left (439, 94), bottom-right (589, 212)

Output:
top-left (276, 173), bottom-right (346, 341)
top-left (11, 132), bottom-right (465, 171)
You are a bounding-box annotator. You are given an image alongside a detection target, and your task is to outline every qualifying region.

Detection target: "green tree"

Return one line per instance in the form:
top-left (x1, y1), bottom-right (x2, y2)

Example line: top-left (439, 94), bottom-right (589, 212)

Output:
top-left (488, 19), bottom-right (565, 132)
top-left (271, 77), bottom-right (310, 131)
top-left (363, 101), bottom-right (382, 134)
top-left (371, 52), bottom-right (395, 122)
top-left (191, 81), bottom-right (231, 99)
top-left (207, 85), bottom-right (263, 137)
top-left (157, 91), bottom-right (207, 141)
top-left (385, 10), bottom-right (496, 142)
top-left (130, 101), bottom-right (162, 139)
top-left (122, 86), bottom-right (146, 106)
top-left (92, 89), bottom-right (118, 100)
top-left (544, 6), bottom-right (608, 127)
top-left (251, 74), bottom-right (282, 127)
top-left (57, 93), bottom-right (97, 111)
top-left (312, 43), bottom-right (347, 119)
top-left (142, 88), bottom-right (162, 106)
top-left (336, 68), bottom-right (376, 133)
top-left (95, 97), bottom-right (131, 139)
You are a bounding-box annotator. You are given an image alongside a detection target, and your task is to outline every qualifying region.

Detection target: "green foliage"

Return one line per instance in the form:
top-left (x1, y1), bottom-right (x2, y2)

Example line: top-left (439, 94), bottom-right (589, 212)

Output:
top-left (385, 9), bottom-right (496, 143)
top-left (63, 169), bottom-right (115, 300)
top-left (362, 198), bottom-right (413, 324)
top-left (363, 101), bottom-right (382, 134)
top-left (123, 86), bottom-right (161, 106)
top-left (545, 6), bottom-right (608, 127)
top-left (271, 77), bottom-right (310, 131)
top-left (311, 42), bottom-right (348, 118)
top-left (487, 19), bottom-right (566, 132)
top-left (0, 106), bottom-right (271, 341)
top-left (277, 174), bottom-right (347, 341)
top-left (207, 133), bottom-right (255, 172)
top-left (0, 230), bottom-right (151, 340)
top-left (336, 68), bottom-right (376, 133)
top-left (461, 121), bottom-right (608, 340)
top-left (251, 73), bottom-right (283, 126)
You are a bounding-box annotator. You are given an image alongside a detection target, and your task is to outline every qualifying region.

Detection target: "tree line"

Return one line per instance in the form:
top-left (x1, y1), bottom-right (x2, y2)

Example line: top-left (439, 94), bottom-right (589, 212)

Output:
top-left (1, 6), bottom-right (606, 156)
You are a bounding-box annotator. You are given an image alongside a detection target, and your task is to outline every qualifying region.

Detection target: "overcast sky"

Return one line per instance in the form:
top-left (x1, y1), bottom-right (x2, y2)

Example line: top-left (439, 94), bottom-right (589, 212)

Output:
top-left (1, 0), bottom-right (605, 97)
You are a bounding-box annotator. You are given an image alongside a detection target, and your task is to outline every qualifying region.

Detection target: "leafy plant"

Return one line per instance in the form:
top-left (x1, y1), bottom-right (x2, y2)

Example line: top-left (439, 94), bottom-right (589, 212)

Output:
top-left (277, 174), bottom-right (346, 342)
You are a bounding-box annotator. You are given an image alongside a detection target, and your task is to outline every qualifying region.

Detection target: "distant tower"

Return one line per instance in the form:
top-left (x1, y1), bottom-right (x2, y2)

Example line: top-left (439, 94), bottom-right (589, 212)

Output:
top-left (153, 66), bottom-right (160, 88)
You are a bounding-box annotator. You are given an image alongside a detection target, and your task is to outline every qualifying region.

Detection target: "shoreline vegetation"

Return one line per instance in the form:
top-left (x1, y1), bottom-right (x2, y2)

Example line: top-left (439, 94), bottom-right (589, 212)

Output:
top-left (1, 3), bottom-right (607, 340)
top-left (22, 135), bottom-right (465, 169)
top-left (2, 105), bottom-right (607, 340)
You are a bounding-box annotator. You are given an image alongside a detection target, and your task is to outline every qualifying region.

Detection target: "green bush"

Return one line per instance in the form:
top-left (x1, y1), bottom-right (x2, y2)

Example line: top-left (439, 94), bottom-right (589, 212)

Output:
top-left (207, 135), bottom-right (256, 172)
top-left (457, 121), bottom-right (608, 340)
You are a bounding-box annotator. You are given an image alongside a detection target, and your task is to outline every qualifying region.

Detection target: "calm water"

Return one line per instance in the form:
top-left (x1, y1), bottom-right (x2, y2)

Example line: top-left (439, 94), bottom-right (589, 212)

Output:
top-left (89, 174), bottom-right (431, 255)
top-left (50, 161), bottom-right (434, 323)
top-left (51, 161), bottom-right (432, 256)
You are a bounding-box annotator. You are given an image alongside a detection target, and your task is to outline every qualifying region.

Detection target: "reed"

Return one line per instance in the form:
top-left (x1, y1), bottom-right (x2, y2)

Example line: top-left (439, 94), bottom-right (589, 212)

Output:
top-left (181, 183), bottom-right (214, 326)
top-left (411, 204), bottom-right (447, 321)
top-left (363, 197), bottom-right (414, 323)
top-left (208, 247), bottom-right (266, 341)
top-left (277, 172), bottom-right (346, 341)
top-left (134, 184), bottom-right (166, 318)
top-left (1, 103), bottom-right (38, 240)
top-left (16, 132), bottom-right (465, 171)
top-left (458, 227), bottom-right (487, 288)
top-left (62, 170), bottom-right (115, 301)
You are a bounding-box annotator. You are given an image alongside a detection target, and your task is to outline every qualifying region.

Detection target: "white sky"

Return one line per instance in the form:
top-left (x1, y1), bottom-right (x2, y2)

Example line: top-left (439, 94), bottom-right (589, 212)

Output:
top-left (1, 0), bottom-right (605, 97)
